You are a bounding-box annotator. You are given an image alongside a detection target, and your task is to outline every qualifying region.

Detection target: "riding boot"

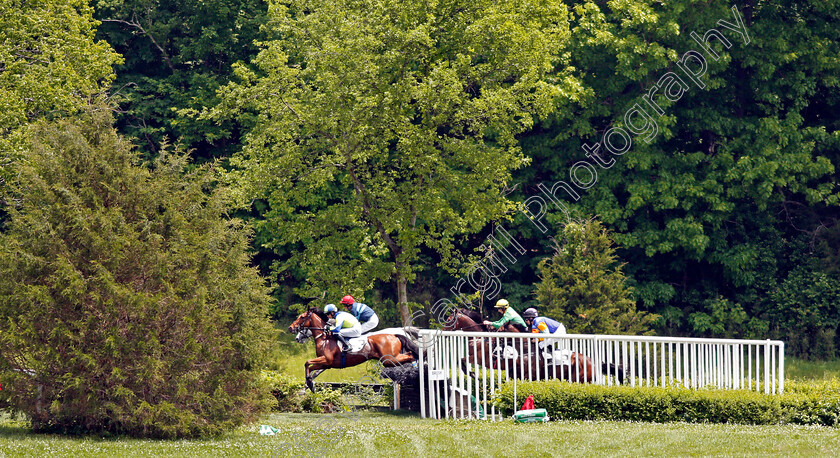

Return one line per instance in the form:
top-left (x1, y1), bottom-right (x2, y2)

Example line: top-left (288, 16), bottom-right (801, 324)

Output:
top-left (537, 341), bottom-right (550, 359)
top-left (335, 334), bottom-right (349, 353)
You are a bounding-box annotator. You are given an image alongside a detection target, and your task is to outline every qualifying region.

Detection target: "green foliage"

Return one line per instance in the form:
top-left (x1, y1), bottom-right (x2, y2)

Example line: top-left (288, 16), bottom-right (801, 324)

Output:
top-left (262, 370), bottom-right (305, 412)
top-left (495, 379), bottom-right (840, 426)
top-left (0, 110), bottom-right (275, 438)
top-left (688, 296), bottom-right (769, 340)
top-left (261, 369), bottom-right (347, 413)
top-left (93, 0), bottom-right (267, 159)
top-left (300, 387), bottom-right (346, 414)
top-left (506, 0), bottom-right (840, 343)
top-left (535, 219), bottom-right (657, 334)
top-left (0, 0), bottom-right (119, 135)
top-left (765, 265), bottom-right (840, 359)
top-left (0, 0), bottom-right (120, 185)
top-left (210, 0), bottom-right (580, 322)
top-left (57, 0), bottom-right (840, 356)
top-left (818, 222), bottom-right (840, 277)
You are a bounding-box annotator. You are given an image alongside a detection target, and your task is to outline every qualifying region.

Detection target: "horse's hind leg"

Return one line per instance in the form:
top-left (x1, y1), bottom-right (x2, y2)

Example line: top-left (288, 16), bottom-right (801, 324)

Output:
top-left (381, 354), bottom-right (414, 366)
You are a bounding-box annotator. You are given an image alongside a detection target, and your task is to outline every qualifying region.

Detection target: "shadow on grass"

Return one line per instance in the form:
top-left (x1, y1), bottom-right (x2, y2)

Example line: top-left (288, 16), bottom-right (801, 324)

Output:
top-left (0, 421), bottom-right (29, 438)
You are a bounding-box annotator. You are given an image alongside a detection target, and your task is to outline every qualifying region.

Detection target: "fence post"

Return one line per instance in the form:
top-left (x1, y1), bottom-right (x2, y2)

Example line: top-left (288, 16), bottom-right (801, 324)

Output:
top-left (779, 341), bottom-right (785, 394)
top-left (764, 340), bottom-right (771, 395)
top-left (419, 332), bottom-right (427, 418)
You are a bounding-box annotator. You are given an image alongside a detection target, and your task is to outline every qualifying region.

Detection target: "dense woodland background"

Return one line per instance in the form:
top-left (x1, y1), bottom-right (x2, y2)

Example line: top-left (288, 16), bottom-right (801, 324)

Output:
top-left (3, 0), bottom-right (840, 360)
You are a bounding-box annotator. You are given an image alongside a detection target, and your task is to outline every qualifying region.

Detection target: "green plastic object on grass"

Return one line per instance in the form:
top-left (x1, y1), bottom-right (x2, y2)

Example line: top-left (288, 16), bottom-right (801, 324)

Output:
top-left (513, 408), bottom-right (549, 423)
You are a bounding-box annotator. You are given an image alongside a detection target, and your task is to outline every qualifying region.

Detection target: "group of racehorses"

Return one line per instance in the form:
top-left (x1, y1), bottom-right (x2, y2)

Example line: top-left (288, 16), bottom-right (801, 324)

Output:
top-left (442, 308), bottom-right (625, 384)
top-left (288, 307), bottom-right (624, 392)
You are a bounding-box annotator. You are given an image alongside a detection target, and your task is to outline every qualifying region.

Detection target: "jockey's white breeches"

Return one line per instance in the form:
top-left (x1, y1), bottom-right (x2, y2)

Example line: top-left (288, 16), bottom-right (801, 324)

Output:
top-left (360, 314), bottom-right (379, 334)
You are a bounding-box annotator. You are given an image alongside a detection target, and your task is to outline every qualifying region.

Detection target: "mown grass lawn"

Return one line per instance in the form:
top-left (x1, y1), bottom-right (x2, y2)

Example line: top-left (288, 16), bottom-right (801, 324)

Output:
top-left (3, 410), bottom-right (840, 457)
top-left (4, 356), bottom-right (840, 457)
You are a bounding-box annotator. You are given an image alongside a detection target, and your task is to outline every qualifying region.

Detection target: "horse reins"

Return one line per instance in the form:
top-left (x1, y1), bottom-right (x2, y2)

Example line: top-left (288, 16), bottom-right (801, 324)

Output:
top-left (292, 311), bottom-right (329, 335)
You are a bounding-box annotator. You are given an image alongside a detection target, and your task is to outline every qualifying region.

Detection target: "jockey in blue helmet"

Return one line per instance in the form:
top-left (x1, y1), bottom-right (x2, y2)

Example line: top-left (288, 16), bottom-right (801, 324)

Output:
top-left (522, 307), bottom-right (567, 351)
top-left (324, 303), bottom-right (362, 352)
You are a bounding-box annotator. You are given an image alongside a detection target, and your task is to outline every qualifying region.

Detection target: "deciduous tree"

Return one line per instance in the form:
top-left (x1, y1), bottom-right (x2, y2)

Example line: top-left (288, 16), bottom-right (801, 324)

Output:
top-left (0, 0), bottom-right (119, 190)
top-left (211, 0), bottom-right (581, 323)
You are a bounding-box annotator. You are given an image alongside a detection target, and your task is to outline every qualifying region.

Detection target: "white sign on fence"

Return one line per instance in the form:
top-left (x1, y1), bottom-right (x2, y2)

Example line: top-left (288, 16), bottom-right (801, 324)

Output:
top-left (429, 369), bottom-right (446, 381)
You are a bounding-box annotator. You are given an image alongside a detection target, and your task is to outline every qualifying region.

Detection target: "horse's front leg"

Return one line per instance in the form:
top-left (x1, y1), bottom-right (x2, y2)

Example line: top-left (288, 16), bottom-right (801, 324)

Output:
top-left (460, 356), bottom-right (479, 380)
top-left (462, 341), bottom-right (486, 379)
top-left (305, 356), bottom-right (329, 392)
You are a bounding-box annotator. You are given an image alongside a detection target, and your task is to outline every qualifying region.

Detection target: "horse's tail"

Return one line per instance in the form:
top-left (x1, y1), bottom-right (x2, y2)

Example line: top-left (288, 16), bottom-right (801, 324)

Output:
top-left (601, 362), bottom-right (626, 384)
top-left (402, 326), bottom-right (420, 342)
top-left (396, 334), bottom-right (419, 359)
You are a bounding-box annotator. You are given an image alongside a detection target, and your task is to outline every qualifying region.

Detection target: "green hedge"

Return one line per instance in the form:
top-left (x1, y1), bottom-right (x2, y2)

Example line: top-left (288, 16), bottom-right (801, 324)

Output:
top-left (494, 379), bottom-right (840, 426)
top-left (261, 371), bottom-right (346, 413)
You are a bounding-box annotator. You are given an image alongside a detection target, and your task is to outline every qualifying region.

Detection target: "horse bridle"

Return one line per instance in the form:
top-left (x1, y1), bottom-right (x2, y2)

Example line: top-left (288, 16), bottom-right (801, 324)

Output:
top-left (291, 310), bottom-right (328, 335)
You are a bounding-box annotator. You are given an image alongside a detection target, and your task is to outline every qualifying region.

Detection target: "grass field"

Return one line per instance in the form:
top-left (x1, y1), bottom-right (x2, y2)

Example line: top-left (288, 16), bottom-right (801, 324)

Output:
top-left (785, 358), bottom-right (840, 381)
top-left (3, 341), bottom-right (840, 457)
top-left (3, 410), bottom-right (840, 457)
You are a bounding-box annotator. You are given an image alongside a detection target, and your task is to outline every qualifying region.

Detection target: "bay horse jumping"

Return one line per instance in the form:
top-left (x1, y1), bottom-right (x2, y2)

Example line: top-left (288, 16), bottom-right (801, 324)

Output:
top-left (444, 308), bottom-right (625, 384)
top-left (289, 308), bottom-right (418, 391)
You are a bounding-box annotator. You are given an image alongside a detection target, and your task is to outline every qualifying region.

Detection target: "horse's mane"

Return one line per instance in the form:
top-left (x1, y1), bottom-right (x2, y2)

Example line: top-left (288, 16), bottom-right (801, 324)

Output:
top-left (308, 307), bottom-right (329, 322)
top-left (458, 307), bottom-right (484, 324)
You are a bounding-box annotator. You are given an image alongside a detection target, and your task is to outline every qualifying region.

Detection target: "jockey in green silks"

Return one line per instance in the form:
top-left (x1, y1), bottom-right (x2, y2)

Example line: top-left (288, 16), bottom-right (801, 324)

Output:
top-left (483, 299), bottom-right (527, 331)
top-left (324, 303), bottom-right (361, 351)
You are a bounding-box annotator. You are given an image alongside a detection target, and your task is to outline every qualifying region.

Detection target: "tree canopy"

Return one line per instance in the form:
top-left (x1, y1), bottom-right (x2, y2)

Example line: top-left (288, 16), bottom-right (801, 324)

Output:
top-left (0, 0), bottom-right (120, 187)
top-left (504, 0), bottom-right (840, 355)
top-left (209, 0), bottom-right (583, 323)
top-left (93, 0), bottom-right (267, 159)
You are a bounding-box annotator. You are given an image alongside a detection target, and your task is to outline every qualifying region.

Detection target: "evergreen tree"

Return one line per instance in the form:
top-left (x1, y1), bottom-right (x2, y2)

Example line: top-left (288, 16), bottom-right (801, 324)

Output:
top-left (0, 109), bottom-right (274, 437)
top-left (535, 219), bottom-right (657, 335)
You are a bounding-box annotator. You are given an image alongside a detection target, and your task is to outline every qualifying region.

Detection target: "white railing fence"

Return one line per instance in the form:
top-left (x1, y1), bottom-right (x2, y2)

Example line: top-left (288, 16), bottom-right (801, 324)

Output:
top-left (416, 330), bottom-right (784, 421)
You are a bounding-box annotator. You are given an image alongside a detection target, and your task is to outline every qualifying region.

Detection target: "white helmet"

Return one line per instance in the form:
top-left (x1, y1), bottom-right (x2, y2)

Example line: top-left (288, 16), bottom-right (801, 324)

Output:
top-left (324, 304), bottom-right (338, 314)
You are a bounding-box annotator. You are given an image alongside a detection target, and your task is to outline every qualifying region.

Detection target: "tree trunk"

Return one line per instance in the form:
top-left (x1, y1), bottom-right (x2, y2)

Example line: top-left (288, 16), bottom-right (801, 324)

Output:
top-left (396, 267), bottom-right (410, 326)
